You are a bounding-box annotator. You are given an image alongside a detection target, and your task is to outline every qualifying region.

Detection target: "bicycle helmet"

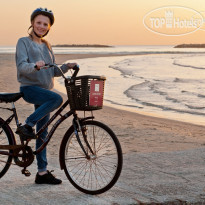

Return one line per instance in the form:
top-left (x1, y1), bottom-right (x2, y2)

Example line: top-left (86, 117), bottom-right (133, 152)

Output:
top-left (31, 8), bottom-right (54, 26)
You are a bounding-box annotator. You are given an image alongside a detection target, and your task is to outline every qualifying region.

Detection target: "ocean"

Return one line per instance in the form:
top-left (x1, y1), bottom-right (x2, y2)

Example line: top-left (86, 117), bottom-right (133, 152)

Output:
top-left (2, 45), bottom-right (205, 125)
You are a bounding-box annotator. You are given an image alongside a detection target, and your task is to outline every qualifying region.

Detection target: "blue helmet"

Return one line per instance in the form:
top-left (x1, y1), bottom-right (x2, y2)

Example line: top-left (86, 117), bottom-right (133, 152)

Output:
top-left (31, 8), bottom-right (54, 26)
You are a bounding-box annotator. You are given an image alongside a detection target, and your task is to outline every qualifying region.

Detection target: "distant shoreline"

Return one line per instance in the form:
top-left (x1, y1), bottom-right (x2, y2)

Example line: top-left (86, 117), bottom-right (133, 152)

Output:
top-left (174, 44), bottom-right (205, 48)
top-left (52, 44), bottom-right (113, 48)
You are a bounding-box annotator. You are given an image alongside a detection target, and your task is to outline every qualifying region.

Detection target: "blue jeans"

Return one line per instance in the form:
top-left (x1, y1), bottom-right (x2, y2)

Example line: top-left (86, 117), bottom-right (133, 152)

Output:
top-left (20, 86), bottom-right (63, 172)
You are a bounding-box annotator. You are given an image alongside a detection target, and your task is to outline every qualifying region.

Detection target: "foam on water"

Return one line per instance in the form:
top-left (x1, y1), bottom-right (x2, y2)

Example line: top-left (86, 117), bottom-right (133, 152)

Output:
top-left (55, 53), bottom-right (205, 125)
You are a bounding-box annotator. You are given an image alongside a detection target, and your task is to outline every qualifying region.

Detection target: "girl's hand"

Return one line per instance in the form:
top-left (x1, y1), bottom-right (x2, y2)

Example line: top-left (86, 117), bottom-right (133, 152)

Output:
top-left (35, 61), bottom-right (46, 70)
top-left (67, 63), bottom-right (78, 69)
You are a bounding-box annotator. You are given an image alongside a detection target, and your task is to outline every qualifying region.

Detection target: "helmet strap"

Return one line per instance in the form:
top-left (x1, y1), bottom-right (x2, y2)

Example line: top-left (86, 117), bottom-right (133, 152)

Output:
top-left (33, 29), bottom-right (49, 38)
top-left (33, 30), bottom-right (42, 38)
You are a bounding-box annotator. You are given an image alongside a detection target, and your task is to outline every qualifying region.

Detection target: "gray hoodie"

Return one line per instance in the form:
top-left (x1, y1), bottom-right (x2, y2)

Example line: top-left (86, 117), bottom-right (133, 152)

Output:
top-left (16, 37), bottom-right (69, 90)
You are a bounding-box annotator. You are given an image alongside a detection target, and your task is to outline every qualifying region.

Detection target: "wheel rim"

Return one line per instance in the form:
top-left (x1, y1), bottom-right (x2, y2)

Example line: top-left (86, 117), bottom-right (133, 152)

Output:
top-left (0, 127), bottom-right (10, 170)
top-left (64, 124), bottom-right (119, 191)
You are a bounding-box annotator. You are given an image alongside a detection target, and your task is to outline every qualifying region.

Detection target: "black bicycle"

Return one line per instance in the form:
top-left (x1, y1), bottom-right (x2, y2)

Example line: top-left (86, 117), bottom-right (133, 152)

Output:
top-left (0, 64), bottom-right (123, 195)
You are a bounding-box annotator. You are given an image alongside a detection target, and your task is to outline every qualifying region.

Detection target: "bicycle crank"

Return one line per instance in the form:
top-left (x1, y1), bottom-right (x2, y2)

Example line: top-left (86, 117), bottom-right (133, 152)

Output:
top-left (14, 146), bottom-right (34, 167)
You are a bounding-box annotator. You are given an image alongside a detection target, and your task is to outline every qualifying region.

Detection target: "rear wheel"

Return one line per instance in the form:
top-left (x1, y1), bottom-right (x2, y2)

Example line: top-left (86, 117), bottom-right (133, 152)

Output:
top-left (0, 118), bottom-right (14, 178)
top-left (61, 120), bottom-right (123, 195)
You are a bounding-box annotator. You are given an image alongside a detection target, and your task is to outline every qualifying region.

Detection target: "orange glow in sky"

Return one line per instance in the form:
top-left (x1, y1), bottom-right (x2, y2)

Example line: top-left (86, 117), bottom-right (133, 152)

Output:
top-left (0, 0), bottom-right (205, 46)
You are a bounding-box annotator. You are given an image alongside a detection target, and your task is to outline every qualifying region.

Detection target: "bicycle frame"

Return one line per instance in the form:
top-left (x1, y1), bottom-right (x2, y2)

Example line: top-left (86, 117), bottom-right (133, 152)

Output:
top-left (0, 99), bottom-right (74, 155)
top-left (0, 97), bottom-right (95, 158)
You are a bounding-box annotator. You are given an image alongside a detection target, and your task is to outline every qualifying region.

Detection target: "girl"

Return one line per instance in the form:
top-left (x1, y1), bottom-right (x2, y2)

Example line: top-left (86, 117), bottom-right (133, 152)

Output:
top-left (15, 8), bottom-right (77, 184)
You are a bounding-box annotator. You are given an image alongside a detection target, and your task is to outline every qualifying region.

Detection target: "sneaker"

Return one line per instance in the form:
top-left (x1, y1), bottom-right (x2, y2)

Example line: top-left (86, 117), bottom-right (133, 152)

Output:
top-left (35, 170), bottom-right (62, 185)
top-left (16, 124), bottom-right (36, 140)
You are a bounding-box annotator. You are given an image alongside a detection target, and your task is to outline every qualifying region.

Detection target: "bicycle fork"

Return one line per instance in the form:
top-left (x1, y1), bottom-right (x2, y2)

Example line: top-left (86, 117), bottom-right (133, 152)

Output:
top-left (72, 116), bottom-right (95, 160)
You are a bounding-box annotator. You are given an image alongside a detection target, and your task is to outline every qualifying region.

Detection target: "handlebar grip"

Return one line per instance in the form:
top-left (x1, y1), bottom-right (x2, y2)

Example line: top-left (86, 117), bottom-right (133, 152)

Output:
top-left (35, 64), bottom-right (51, 70)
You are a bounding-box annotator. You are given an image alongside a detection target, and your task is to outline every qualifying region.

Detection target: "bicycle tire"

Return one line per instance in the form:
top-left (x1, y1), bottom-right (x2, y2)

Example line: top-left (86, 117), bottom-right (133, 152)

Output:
top-left (60, 120), bottom-right (123, 195)
top-left (0, 117), bottom-right (15, 178)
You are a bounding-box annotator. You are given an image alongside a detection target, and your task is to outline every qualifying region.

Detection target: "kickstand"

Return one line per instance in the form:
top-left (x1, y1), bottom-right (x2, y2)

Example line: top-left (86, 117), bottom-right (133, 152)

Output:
top-left (22, 168), bottom-right (31, 177)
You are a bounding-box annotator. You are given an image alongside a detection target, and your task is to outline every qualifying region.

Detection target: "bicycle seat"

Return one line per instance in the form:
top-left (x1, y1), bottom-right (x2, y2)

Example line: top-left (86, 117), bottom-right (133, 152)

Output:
top-left (0, 92), bottom-right (24, 103)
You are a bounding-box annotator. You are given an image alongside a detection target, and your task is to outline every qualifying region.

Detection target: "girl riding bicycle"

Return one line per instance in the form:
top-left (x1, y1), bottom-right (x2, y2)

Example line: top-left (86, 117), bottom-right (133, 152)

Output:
top-left (15, 8), bottom-right (77, 185)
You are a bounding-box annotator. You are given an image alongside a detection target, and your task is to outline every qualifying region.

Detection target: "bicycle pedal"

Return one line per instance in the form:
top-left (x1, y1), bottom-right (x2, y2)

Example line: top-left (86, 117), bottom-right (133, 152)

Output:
top-left (18, 134), bottom-right (32, 142)
top-left (21, 168), bottom-right (31, 177)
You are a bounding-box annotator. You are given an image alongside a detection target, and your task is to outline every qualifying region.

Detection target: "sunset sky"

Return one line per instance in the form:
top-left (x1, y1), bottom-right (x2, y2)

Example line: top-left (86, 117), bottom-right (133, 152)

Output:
top-left (1, 0), bottom-right (205, 46)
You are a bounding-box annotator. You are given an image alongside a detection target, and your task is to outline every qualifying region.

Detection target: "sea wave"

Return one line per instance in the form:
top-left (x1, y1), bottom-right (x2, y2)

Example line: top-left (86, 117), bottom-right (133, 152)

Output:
top-left (173, 55), bottom-right (205, 70)
top-left (181, 90), bottom-right (205, 98)
top-left (173, 61), bottom-right (205, 70)
top-left (2, 45), bottom-right (205, 55)
top-left (125, 86), bottom-right (205, 116)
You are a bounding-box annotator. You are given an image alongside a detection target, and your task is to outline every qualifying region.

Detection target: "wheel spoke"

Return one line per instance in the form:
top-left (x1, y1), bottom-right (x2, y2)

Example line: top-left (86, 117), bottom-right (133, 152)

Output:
top-left (65, 156), bottom-right (87, 160)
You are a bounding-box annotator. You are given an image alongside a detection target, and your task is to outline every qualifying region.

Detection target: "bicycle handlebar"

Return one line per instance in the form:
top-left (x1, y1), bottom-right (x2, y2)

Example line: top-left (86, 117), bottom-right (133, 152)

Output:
top-left (36, 64), bottom-right (80, 81)
top-left (72, 65), bottom-right (80, 78)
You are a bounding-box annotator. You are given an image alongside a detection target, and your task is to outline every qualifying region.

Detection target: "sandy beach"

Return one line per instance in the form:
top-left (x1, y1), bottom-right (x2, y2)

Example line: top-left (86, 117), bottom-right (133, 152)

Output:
top-left (1, 53), bottom-right (205, 204)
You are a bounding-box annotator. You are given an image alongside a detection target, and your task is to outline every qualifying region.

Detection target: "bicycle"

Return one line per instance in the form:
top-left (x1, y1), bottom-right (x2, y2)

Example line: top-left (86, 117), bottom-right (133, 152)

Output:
top-left (0, 64), bottom-right (123, 195)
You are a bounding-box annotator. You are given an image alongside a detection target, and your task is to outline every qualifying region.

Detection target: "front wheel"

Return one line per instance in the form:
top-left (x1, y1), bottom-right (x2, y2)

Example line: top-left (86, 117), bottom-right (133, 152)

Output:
top-left (60, 120), bottom-right (123, 195)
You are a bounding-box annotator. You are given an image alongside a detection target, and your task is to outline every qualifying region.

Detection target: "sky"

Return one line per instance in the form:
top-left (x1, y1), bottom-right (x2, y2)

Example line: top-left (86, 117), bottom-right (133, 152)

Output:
top-left (1, 0), bottom-right (205, 46)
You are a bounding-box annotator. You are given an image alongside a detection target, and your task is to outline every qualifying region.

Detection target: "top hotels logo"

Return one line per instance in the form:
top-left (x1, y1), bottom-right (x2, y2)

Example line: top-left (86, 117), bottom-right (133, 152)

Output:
top-left (143, 6), bottom-right (204, 36)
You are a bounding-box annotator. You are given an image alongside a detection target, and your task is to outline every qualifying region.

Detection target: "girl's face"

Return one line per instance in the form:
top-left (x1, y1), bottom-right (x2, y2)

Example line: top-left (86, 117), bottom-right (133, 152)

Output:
top-left (32, 15), bottom-right (50, 37)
